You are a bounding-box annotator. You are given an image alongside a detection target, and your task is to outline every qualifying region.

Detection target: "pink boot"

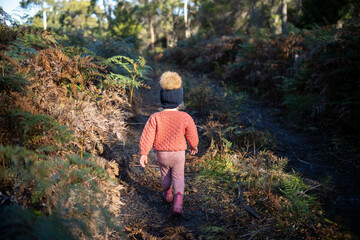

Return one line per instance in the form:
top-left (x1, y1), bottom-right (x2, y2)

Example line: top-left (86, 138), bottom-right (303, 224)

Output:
top-left (172, 192), bottom-right (183, 216)
top-left (163, 187), bottom-right (173, 203)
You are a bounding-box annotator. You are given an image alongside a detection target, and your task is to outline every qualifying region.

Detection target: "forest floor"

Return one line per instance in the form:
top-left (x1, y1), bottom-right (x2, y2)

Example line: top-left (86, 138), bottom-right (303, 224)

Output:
top-left (107, 69), bottom-right (359, 239)
top-left (239, 98), bottom-right (360, 234)
top-left (108, 71), bottom-right (215, 239)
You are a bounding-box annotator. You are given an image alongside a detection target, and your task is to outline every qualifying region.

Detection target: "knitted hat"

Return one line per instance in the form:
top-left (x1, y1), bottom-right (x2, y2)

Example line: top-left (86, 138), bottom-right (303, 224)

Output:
top-left (159, 72), bottom-right (183, 109)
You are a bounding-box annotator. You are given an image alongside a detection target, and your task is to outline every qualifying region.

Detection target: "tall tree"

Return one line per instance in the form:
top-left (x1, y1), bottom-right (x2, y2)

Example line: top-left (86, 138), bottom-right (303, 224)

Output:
top-left (146, 0), bottom-right (155, 52)
top-left (155, 0), bottom-right (181, 48)
top-left (110, 1), bottom-right (142, 39)
top-left (103, 0), bottom-right (112, 29)
top-left (196, 0), bottom-right (248, 35)
top-left (21, 0), bottom-right (105, 34)
top-left (184, 0), bottom-right (190, 38)
top-left (281, 0), bottom-right (287, 34)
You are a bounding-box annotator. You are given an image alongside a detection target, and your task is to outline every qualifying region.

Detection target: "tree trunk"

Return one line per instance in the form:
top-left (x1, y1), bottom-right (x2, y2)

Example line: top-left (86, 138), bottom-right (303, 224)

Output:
top-left (149, 19), bottom-right (155, 52)
top-left (108, 0), bottom-right (112, 23)
top-left (184, 0), bottom-right (190, 38)
top-left (166, 29), bottom-right (170, 48)
top-left (97, 16), bottom-right (103, 33)
top-left (103, 0), bottom-right (112, 29)
top-left (147, 0), bottom-right (155, 52)
top-left (295, 0), bottom-right (302, 24)
top-left (167, 2), bottom-right (176, 48)
top-left (281, 0), bottom-right (287, 35)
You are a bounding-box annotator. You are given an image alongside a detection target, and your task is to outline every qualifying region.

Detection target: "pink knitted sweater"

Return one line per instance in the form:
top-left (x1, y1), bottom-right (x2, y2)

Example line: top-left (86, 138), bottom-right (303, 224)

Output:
top-left (139, 111), bottom-right (199, 156)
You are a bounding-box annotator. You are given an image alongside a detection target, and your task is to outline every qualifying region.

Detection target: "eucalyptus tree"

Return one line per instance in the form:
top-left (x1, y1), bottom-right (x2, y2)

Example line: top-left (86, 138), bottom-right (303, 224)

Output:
top-left (109, 1), bottom-right (143, 39)
top-left (195, 0), bottom-right (292, 35)
top-left (160, 0), bottom-right (184, 47)
top-left (281, 0), bottom-right (287, 34)
top-left (136, 0), bottom-right (182, 50)
top-left (20, 0), bottom-right (105, 33)
top-left (102, 0), bottom-right (112, 28)
top-left (196, 0), bottom-right (246, 35)
top-left (184, 0), bottom-right (190, 38)
top-left (156, 0), bottom-right (177, 48)
top-left (139, 0), bottom-right (158, 51)
top-left (20, 0), bottom-right (63, 29)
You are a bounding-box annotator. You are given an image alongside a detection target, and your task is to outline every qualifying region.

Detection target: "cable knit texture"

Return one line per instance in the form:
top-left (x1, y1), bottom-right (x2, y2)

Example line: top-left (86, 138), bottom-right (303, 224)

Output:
top-left (140, 111), bottom-right (199, 156)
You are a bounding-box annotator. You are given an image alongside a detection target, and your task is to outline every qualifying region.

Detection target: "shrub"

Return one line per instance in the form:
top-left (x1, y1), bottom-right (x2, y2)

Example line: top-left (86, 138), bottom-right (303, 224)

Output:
top-left (0, 145), bottom-right (124, 239)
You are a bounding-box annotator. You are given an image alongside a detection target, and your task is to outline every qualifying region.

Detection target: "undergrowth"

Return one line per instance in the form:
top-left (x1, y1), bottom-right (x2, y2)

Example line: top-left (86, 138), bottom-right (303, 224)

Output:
top-left (190, 148), bottom-right (350, 239)
top-left (0, 145), bottom-right (123, 239)
top-left (162, 18), bottom-right (360, 135)
top-left (0, 12), bottom-right (150, 239)
top-left (180, 72), bottom-right (352, 239)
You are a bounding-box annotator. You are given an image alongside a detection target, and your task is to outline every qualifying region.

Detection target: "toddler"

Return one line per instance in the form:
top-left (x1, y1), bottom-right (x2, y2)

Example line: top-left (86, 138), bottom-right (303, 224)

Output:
top-left (139, 71), bottom-right (199, 216)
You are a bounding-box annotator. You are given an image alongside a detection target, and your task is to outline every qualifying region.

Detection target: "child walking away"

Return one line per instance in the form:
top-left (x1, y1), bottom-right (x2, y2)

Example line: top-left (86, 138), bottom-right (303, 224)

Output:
top-left (139, 71), bottom-right (199, 216)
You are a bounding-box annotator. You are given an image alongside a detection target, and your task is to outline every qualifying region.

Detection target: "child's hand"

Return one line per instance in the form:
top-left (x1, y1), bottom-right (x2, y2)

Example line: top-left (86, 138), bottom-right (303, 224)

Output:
top-left (139, 155), bottom-right (148, 168)
top-left (190, 147), bottom-right (198, 155)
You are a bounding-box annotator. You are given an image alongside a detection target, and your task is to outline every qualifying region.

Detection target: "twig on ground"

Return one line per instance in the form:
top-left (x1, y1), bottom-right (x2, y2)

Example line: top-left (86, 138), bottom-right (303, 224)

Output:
top-left (297, 157), bottom-right (311, 166)
top-left (84, 175), bottom-right (99, 183)
top-left (238, 179), bottom-right (260, 219)
top-left (298, 184), bottom-right (322, 197)
top-left (267, 172), bottom-right (274, 198)
top-left (118, 213), bottom-right (141, 216)
top-left (130, 164), bottom-right (159, 168)
top-left (238, 227), bottom-right (270, 239)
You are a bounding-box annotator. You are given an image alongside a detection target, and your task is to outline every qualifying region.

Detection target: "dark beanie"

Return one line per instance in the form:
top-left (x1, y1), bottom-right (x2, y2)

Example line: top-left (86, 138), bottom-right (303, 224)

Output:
top-left (159, 71), bottom-right (183, 109)
top-left (160, 88), bottom-right (183, 109)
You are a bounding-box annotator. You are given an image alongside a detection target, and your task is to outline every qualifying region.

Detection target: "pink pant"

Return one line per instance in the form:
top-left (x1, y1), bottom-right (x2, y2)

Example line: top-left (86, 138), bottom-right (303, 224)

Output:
top-left (156, 151), bottom-right (185, 195)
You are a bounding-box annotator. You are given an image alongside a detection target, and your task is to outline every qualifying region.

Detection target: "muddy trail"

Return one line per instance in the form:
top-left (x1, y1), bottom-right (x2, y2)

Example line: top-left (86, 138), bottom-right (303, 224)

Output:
top-left (107, 71), bottom-right (359, 238)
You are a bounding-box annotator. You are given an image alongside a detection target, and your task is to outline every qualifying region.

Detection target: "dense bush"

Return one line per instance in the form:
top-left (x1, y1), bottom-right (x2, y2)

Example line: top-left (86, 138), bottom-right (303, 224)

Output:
top-left (162, 18), bottom-right (360, 133)
top-left (0, 11), bottom-right (149, 238)
top-left (0, 145), bottom-right (123, 239)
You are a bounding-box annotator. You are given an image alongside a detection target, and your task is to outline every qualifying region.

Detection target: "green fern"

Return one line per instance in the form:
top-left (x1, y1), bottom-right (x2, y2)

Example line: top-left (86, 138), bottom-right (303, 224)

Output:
top-left (105, 55), bottom-right (151, 108)
top-left (62, 46), bottom-right (96, 58)
top-left (7, 110), bottom-right (74, 151)
top-left (280, 171), bottom-right (317, 220)
top-left (283, 94), bottom-right (317, 118)
top-left (0, 70), bottom-right (29, 93)
top-left (6, 41), bottom-right (38, 60)
top-left (20, 29), bottom-right (58, 50)
top-left (106, 55), bottom-right (150, 83)
top-left (0, 145), bottom-right (120, 238)
top-left (6, 29), bottom-right (58, 60)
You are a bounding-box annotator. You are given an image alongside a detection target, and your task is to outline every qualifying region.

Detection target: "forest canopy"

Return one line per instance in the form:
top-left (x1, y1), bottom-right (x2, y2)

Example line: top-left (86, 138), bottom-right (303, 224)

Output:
top-left (13, 0), bottom-right (358, 50)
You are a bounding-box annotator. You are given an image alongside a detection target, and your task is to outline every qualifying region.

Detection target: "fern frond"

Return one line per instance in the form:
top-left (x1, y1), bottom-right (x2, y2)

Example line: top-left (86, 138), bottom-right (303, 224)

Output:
top-left (279, 172), bottom-right (317, 219)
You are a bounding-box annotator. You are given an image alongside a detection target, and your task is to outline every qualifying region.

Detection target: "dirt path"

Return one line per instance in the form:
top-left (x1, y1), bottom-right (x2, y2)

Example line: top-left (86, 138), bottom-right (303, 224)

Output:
top-left (108, 73), bottom-right (216, 239)
top-left (107, 71), bottom-right (359, 238)
top-left (240, 98), bottom-right (360, 234)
